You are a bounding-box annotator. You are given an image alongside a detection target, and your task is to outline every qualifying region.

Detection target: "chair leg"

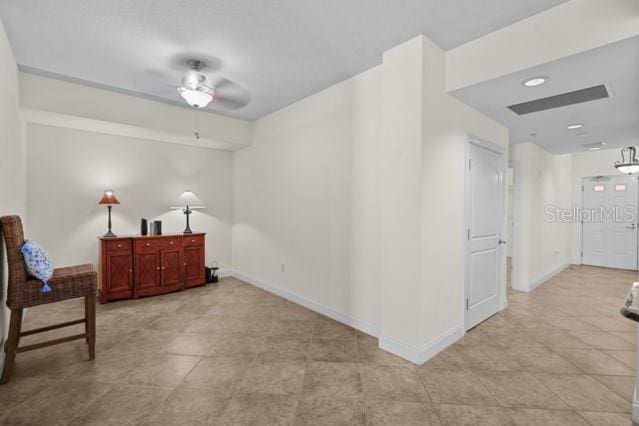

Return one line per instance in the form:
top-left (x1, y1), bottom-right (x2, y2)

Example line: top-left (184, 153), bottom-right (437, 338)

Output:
top-left (84, 296), bottom-right (89, 344)
top-left (85, 295), bottom-right (96, 360)
top-left (1, 309), bottom-right (23, 384)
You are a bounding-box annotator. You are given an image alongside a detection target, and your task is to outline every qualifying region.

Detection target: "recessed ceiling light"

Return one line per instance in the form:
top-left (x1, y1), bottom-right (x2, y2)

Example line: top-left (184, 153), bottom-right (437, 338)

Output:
top-left (583, 142), bottom-right (606, 151)
top-left (567, 123), bottom-right (583, 130)
top-left (522, 76), bottom-right (548, 87)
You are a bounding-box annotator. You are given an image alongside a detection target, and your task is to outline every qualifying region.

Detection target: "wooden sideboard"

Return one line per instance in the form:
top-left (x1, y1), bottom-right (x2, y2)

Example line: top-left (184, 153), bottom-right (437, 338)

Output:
top-left (98, 233), bottom-right (206, 303)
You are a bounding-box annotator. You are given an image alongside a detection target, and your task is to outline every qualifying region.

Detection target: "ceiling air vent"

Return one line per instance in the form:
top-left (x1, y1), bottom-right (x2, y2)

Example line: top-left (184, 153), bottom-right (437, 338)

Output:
top-left (508, 84), bottom-right (610, 115)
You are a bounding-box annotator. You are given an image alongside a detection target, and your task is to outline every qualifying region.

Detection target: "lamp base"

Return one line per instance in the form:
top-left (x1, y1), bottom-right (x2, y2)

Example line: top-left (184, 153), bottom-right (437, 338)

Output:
top-left (104, 206), bottom-right (116, 237)
top-left (183, 206), bottom-right (193, 234)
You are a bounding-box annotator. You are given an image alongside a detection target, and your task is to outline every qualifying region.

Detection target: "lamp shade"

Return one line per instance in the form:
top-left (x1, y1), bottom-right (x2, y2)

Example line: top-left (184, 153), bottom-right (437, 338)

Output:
top-left (98, 190), bottom-right (120, 205)
top-left (171, 190), bottom-right (206, 209)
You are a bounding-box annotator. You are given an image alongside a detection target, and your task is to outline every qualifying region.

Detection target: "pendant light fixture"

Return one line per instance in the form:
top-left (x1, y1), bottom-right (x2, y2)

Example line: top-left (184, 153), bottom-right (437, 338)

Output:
top-left (615, 147), bottom-right (639, 175)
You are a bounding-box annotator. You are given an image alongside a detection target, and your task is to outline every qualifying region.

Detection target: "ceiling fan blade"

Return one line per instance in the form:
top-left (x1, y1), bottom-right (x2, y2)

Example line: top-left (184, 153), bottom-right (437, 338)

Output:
top-left (209, 77), bottom-right (251, 111)
top-left (132, 69), bottom-right (181, 100)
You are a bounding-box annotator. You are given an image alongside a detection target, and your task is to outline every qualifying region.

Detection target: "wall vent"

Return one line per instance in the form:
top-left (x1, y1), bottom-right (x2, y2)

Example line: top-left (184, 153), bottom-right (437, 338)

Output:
top-left (508, 84), bottom-right (610, 115)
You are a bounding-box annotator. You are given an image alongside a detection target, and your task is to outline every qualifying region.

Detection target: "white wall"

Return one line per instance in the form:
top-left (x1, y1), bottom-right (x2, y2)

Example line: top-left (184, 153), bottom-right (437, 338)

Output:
top-left (233, 34), bottom-right (509, 364)
top-left (418, 36), bottom-right (509, 353)
top-left (446, 0), bottom-right (639, 91)
top-left (26, 124), bottom-right (233, 271)
top-left (378, 36), bottom-right (424, 350)
top-left (0, 18), bottom-right (26, 364)
top-left (571, 148), bottom-right (625, 263)
top-left (233, 66), bottom-right (382, 332)
top-left (20, 73), bottom-right (255, 151)
top-left (510, 143), bottom-right (573, 291)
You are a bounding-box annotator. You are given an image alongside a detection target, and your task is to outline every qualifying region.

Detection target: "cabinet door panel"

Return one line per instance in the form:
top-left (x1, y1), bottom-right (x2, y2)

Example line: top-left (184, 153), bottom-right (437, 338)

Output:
top-left (161, 249), bottom-right (181, 286)
top-left (106, 252), bottom-right (133, 292)
top-left (183, 246), bottom-right (203, 283)
top-left (136, 252), bottom-right (160, 290)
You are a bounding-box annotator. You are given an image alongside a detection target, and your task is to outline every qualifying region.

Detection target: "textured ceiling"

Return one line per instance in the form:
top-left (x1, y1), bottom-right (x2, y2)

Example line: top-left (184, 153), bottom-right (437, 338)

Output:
top-left (0, 0), bottom-right (567, 120)
top-left (451, 36), bottom-right (639, 155)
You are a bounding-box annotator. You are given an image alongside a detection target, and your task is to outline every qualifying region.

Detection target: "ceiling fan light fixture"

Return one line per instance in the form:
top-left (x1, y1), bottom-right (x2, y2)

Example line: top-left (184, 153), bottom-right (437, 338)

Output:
top-left (177, 60), bottom-right (214, 109)
top-left (178, 86), bottom-right (213, 109)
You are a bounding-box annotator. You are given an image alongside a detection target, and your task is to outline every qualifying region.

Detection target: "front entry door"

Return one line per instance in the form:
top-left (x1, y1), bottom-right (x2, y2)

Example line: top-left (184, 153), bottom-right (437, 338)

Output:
top-left (466, 141), bottom-right (505, 330)
top-left (582, 175), bottom-right (638, 270)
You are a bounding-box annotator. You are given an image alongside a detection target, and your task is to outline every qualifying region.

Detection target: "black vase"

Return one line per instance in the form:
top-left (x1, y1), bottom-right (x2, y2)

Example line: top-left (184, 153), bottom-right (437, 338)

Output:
top-left (140, 218), bottom-right (148, 236)
top-left (153, 220), bottom-right (162, 235)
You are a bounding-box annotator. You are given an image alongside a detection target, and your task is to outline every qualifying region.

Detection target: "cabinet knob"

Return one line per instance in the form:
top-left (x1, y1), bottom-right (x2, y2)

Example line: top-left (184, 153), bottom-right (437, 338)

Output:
top-left (162, 266), bottom-right (165, 270)
top-left (146, 243), bottom-right (151, 247)
top-left (169, 241), bottom-right (174, 245)
top-left (117, 244), bottom-right (122, 248)
top-left (129, 268), bottom-right (133, 273)
top-left (184, 263), bottom-right (187, 266)
top-left (156, 266), bottom-right (160, 270)
top-left (191, 239), bottom-right (195, 243)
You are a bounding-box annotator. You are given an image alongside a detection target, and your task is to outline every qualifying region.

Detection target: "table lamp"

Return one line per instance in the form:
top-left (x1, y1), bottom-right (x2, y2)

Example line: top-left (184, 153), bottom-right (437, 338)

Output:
top-left (170, 190), bottom-right (206, 233)
top-left (98, 190), bottom-right (120, 237)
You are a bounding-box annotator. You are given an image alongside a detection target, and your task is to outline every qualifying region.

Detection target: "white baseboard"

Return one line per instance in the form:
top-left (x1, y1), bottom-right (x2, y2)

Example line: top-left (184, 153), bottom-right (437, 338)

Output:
top-left (229, 270), bottom-right (380, 338)
top-left (528, 261), bottom-right (572, 292)
top-left (229, 269), bottom-right (463, 365)
top-left (218, 268), bottom-right (233, 278)
top-left (417, 325), bottom-right (465, 364)
top-left (379, 325), bottom-right (464, 364)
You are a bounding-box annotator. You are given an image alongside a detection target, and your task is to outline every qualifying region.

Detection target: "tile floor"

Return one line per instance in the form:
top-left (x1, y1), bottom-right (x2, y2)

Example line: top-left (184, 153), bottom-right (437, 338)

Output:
top-left (0, 265), bottom-right (636, 425)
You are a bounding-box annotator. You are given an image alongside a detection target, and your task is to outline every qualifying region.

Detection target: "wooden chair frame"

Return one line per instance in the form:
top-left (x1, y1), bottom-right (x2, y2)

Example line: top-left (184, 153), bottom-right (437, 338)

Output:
top-left (0, 216), bottom-right (97, 384)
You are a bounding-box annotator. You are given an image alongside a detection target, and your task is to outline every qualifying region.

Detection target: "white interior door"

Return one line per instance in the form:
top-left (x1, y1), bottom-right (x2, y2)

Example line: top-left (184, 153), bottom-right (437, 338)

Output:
top-left (582, 175), bottom-right (638, 270)
top-left (466, 141), bottom-right (505, 330)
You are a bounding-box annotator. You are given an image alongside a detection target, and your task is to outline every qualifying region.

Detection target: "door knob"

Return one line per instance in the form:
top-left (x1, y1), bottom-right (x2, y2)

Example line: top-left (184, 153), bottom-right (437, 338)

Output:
top-left (498, 239), bottom-right (507, 245)
top-left (627, 223), bottom-right (636, 230)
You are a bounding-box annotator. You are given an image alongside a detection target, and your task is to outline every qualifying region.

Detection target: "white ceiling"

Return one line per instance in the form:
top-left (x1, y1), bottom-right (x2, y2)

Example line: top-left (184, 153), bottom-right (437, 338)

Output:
top-left (0, 0), bottom-right (567, 120)
top-left (451, 36), bottom-right (639, 155)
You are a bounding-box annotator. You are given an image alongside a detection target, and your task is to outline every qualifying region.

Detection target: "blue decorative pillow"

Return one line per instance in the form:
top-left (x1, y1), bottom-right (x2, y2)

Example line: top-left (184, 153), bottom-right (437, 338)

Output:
top-left (21, 240), bottom-right (54, 293)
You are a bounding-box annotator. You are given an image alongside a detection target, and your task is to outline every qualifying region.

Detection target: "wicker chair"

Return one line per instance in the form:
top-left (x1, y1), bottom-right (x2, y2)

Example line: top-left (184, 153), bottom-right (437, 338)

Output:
top-left (0, 215), bottom-right (97, 384)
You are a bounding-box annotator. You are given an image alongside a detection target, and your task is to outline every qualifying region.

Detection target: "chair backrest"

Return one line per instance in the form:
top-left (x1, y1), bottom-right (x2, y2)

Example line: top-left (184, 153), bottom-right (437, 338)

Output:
top-left (0, 215), bottom-right (28, 285)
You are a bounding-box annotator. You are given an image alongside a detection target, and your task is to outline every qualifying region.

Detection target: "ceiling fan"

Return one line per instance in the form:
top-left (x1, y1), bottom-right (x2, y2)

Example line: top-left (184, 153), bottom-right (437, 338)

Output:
top-left (135, 56), bottom-right (251, 112)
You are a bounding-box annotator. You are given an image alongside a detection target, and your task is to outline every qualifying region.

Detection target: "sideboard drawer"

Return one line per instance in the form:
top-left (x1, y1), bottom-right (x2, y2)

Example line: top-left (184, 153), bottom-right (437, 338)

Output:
top-left (160, 238), bottom-right (182, 250)
top-left (103, 239), bottom-right (132, 252)
top-left (183, 235), bottom-right (204, 247)
top-left (135, 238), bottom-right (164, 252)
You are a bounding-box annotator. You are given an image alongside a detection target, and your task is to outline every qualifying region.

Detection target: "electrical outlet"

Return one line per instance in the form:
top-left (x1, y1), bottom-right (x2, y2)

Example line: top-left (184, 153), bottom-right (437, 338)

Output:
top-left (281, 264), bottom-right (286, 273)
